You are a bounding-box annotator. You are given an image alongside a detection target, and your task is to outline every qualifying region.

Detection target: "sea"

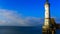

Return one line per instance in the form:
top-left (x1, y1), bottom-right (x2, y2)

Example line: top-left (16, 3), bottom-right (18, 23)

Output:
top-left (0, 26), bottom-right (60, 34)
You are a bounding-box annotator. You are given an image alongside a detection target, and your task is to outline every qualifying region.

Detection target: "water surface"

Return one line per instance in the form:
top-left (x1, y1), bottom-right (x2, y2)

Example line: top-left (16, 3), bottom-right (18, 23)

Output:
top-left (0, 26), bottom-right (59, 34)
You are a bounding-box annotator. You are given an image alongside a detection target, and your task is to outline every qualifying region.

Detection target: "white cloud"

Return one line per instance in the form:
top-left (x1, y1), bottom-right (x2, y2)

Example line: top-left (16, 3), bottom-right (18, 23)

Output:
top-left (0, 9), bottom-right (43, 26)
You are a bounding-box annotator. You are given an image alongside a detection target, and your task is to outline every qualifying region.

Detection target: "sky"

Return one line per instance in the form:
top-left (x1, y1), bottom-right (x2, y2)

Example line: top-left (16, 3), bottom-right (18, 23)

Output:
top-left (0, 0), bottom-right (60, 26)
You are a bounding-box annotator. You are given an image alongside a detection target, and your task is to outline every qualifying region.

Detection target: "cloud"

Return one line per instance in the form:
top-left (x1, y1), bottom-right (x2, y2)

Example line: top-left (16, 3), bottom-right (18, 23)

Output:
top-left (0, 9), bottom-right (43, 26)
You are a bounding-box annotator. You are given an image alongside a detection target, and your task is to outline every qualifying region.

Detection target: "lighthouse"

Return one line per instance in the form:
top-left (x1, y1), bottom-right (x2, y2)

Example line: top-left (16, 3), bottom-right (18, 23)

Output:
top-left (44, 0), bottom-right (50, 27)
top-left (43, 0), bottom-right (50, 29)
top-left (42, 0), bottom-right (51, 34)
top-left (42, 0), bottom-right (56, 34)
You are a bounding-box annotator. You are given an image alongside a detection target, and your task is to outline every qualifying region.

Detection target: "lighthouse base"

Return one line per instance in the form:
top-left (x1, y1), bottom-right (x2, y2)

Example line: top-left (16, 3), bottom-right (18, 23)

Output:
top-left (42, 26), bottom-right (56, 34)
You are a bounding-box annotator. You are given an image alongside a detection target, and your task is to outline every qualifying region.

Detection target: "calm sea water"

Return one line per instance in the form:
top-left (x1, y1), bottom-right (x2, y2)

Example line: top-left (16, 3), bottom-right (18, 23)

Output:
top-left (0, 26), bottom-right (59, 34)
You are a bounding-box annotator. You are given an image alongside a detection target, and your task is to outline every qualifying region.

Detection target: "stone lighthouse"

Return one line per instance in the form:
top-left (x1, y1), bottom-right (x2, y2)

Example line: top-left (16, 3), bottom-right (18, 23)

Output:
top-left (42, 0), bottom-right (56, 34)
top-left (42, 0), bottom-right (51, 34)
top-left (44, 0), bottom-right (50, 27)
top-left (43, 0), bottom-right (50, 30)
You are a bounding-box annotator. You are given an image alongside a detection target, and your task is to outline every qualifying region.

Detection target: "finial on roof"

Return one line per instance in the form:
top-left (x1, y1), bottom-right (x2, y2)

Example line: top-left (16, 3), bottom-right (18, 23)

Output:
top-left (46, 0), bottom-right (48, 2)
top-left (46, 0), bottom-right (49, 4)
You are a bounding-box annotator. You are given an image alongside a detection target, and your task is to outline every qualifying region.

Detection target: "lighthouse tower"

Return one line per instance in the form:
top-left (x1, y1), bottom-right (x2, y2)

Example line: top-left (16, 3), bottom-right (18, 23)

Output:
top-left (44, 0), bottom-right (50, 27)
top-left (43, 0), bottom-right (50, 29)
top-left (42, 0), bottom-right (56, 34)
top-left (42, 0), bottom-right (51, 34)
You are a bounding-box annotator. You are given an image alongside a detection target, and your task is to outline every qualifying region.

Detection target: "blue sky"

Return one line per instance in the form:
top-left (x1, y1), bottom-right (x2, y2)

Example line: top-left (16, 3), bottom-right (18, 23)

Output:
top-left (0, 0), bottom-right (60, 26)
top-left (0, 0), bottom-right (60, 18)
